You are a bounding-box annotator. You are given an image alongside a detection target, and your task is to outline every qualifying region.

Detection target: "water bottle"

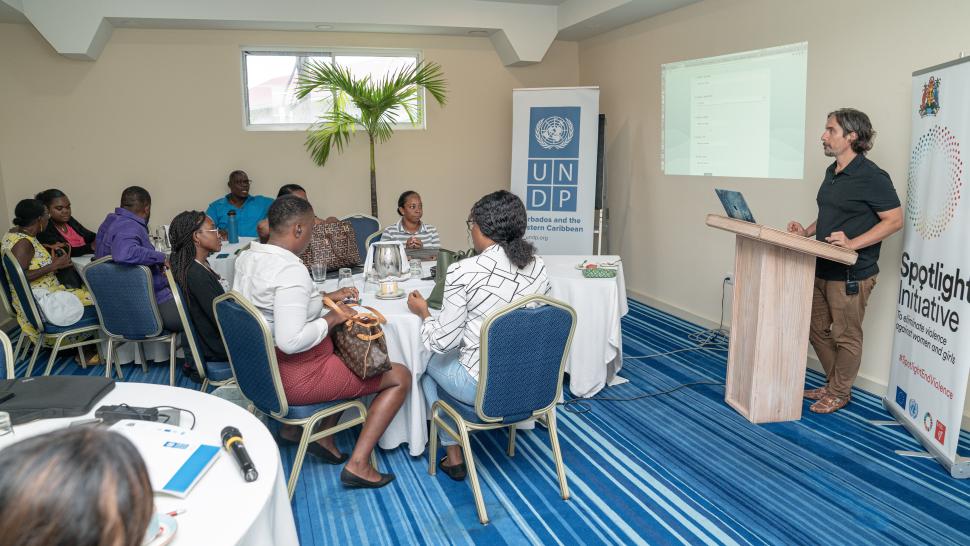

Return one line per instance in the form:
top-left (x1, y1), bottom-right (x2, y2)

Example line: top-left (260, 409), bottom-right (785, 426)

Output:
top-left (227, 210), bottom-right (239, 244)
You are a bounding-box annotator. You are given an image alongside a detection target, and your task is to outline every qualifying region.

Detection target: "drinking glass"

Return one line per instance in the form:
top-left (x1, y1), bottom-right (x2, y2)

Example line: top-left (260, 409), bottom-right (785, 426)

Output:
top-left (0, 411), bottom-right (12, 437)
top-left (154, 225), bottom-right (170, 253)
top-left (310, 262), bottom-right (327, 283)
top-left (409, 258), bottom-right (422, 279)
top-left (337, 268), bottom-right (354, 289)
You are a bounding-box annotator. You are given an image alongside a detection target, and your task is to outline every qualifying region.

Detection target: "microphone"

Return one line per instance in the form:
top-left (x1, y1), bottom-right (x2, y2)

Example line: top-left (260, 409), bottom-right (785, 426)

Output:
top-left (221, 426), bottom-right (258, 482)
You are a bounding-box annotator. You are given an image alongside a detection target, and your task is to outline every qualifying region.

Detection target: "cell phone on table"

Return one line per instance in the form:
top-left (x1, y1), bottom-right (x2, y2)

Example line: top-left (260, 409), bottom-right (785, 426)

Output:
top-left (216, 253), bottom-right (230, 259)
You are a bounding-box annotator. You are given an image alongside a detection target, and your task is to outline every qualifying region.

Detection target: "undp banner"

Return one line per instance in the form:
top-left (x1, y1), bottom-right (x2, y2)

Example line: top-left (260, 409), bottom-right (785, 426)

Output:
top-left (510, 87), bottom-right (599, 254)
top-left (886, 57), bottom-right (970, 476)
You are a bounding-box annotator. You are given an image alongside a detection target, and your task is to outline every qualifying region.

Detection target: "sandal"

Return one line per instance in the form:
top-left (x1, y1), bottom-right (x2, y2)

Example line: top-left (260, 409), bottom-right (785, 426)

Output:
top-left (439, 456), bottom-right (467, 481)
top-left (809, 394), bottom-right (849, 414)
top-left (804, 386), bottom-right (828, 400)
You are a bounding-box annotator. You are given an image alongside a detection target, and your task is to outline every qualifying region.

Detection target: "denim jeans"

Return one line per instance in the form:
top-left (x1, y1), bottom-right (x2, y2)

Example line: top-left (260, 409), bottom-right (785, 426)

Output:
top-left (422, 350), bottom-right (478, 446)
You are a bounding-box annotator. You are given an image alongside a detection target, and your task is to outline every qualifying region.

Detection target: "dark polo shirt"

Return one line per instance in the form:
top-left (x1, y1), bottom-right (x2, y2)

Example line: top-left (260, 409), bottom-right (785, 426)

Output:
top-left (815, 153), bottom-right (900, 281)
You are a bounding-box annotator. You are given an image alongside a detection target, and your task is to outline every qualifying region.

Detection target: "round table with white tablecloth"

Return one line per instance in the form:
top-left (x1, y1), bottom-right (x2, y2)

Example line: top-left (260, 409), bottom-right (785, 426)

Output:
top-left (0, 383), bottom-right (299, 546)
top-left (316, 255), bottom-right (628, 456)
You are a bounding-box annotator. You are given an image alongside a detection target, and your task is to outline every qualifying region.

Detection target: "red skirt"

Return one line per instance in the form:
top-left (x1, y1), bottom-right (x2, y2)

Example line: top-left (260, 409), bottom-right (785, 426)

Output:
top-left (275, 337), bottom-right (383, 406)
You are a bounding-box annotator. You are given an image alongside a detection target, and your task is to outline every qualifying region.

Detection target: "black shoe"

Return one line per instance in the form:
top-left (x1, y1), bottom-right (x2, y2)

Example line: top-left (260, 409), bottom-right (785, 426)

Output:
top-left (277, 432), bottom-right (348, 465)
top-left (438, 456), bottom-right (467, 481)
top-left (340, 467), bottom-right (396, 489)
top-left (307, 442), bottom-right (349, 465)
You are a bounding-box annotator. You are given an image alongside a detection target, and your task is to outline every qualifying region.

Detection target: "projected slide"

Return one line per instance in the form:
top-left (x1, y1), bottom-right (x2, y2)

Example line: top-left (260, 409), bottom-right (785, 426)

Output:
top-left (663, 42), bottom-right (807, 179)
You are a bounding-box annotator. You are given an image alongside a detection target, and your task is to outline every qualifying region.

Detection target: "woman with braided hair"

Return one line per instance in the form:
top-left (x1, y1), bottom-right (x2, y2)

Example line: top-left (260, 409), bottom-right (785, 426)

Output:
top-left (407, 190), bottom-right (550, 480)
top-left (168, 211), bottom-right (228, 366)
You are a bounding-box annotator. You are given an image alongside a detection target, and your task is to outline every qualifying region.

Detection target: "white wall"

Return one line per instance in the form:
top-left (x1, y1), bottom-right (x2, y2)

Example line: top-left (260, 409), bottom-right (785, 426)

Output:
top-left (578, 0), bottom-right (970, 417)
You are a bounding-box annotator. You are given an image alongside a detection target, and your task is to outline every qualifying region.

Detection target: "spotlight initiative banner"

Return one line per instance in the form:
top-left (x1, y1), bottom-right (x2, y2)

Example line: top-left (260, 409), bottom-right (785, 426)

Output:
top-left (511, 87), bottom-right (599, 254)
top-left (887, 57), bottom-right (970, 476)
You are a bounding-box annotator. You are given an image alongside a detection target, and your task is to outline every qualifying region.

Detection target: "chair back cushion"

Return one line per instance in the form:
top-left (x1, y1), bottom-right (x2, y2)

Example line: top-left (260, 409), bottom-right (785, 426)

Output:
top-left (83, 259), bottom-right (162, 339)
top-left (480, 298), bottom-right (575, 422)
top-left (213, 293), bottom-right (285, 416)
top-left (1, 251), bottom-right (44, 333)
top-left (341, 215), bottom-right (379, 264)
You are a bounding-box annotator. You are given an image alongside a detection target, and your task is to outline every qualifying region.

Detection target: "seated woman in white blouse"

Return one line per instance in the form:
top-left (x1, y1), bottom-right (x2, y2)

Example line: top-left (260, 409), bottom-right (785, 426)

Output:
top-left (381, 190), bottom-right (440, 249)
top-left (233, 195), bottom-right (411, 489)
top-left (407, 190), bottom-right (550, 481)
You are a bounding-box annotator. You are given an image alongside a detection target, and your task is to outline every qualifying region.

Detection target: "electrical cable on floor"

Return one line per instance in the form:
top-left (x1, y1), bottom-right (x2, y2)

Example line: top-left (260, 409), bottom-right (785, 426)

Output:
top-left (559, 279), bottom-right (731, 414)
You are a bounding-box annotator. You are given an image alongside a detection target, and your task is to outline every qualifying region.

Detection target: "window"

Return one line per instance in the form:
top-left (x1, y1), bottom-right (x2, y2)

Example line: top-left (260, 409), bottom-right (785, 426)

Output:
top-left (241, 48), bottom-right (423, 131)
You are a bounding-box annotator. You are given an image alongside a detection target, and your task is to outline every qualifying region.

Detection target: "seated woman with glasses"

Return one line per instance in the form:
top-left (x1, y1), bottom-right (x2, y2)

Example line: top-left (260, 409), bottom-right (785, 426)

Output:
top-left (407, 190), bottom-right (550, 481)
top-left (381, 191), bottom-right (440, 249)
top-left (35, 188), bottom-right (96, 289)
top-left (233, 195), bottom-right (411, 489)
top-left (168, 211), bottom-right (229, 374)
top-left (0, 427), bottom-right (155, 546)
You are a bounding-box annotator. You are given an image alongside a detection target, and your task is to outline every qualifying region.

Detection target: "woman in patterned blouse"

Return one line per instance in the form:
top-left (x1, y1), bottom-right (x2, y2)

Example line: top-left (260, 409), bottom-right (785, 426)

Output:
top-left (407, 190), bottom-right (549, 481)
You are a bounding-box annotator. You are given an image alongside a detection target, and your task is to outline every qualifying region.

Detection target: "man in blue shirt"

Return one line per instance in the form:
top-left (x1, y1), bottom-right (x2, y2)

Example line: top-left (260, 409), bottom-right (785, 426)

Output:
top-left (205, 170), bottom-right (273, 238)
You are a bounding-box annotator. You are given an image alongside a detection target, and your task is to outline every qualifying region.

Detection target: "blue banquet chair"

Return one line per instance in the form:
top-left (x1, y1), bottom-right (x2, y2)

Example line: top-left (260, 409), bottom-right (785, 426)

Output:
top-left (428, 294), bottom-right (577, 524)
top-left (213, 291), bottom-right (377, 498)
top-left (2, 249), bottom-right (103, 378)
top-left (81, 257), bottom-right (178, 385)
top-left (165, 270), bottom-right (233, 391)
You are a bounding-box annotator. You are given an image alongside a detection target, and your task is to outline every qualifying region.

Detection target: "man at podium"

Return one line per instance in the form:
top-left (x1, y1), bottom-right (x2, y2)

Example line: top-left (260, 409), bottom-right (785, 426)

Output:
top-left (787, 108), bottom-right (902, 414)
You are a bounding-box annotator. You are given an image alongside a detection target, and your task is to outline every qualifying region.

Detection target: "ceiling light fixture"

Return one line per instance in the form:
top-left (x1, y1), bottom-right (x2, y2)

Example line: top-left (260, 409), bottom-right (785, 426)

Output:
top-left (315, 24), bottom-right (333, 30)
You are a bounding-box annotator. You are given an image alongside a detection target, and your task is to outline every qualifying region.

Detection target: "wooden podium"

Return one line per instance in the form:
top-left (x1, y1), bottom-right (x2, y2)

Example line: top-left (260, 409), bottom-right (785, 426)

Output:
top-left (706, 214), bottom-right (858, 423)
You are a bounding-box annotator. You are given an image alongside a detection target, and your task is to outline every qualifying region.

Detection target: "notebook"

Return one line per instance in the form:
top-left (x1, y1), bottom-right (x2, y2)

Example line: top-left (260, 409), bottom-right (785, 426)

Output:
top-left (111, 420), bottom-right (220, 498)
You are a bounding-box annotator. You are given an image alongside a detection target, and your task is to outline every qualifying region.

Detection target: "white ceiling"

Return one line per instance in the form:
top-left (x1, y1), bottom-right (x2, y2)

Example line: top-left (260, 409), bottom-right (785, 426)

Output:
top-left (2, 0), bottom-right (699, 65)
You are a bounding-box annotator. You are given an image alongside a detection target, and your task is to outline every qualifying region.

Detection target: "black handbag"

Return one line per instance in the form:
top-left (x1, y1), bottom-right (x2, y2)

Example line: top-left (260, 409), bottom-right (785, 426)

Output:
top-left (0, 376), bottom-right (115, 425)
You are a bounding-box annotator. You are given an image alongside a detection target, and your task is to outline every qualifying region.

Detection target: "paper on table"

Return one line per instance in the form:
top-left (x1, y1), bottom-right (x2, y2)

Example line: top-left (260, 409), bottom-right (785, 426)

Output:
top-left (111, 420), bottom-right (220, 498)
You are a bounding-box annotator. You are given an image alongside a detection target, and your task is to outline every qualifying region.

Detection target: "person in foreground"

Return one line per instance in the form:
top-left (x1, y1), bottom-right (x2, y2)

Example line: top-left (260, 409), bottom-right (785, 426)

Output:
top-left (206, 169), bottom-right (273, 238)
top-left (234, 195), bottom-right (411, 488)
top-left (407, 190), bottom-right (550, 480)
top-left (35, 188), bottom-right (96, 289)
top-left (168, 211), bottom-right (229, 371)
top-left (0, 427), bottom-right (154, 546)
top-left (95, 186), bottom-right (183, 333)
top-left (381, 190), bottom-right (440, 249)
top-left (788, 108), bottom-right (902, 414)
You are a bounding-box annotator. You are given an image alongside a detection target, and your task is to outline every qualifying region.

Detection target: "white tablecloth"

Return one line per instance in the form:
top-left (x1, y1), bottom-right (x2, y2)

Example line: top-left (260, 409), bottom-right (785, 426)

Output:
top-left (208, 237), bottom-right (256, 286)
top-left (0, 383), bottom-right (298, 546)
top-left (318, 255), bottom-right (627, 456)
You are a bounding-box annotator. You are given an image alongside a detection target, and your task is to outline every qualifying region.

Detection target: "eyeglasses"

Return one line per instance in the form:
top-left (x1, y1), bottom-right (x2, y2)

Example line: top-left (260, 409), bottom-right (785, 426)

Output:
top-left (465, 219), bottom-right (475, 231)
top-left (198, 229), bottom-right (220, 234)
top-left (231, 179), bottom-right (252, 185)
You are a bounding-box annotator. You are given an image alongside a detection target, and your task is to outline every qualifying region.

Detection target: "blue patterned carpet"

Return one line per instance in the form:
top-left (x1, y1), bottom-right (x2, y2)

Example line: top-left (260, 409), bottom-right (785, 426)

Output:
top-left (10, 299), bottom-right (970, 544)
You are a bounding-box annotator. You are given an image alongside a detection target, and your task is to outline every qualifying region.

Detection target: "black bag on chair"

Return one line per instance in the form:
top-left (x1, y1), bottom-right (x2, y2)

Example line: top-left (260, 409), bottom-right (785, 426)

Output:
top-left (0, 376), bottom-right (115, 425)
top-left (427, 248), bottom-right (476, 310)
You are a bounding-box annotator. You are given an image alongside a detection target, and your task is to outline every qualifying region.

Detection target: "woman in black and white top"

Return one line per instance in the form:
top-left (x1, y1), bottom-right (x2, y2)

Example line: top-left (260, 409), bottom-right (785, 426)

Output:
top-left (407, 190), bottom-right (550, 481)
top-left (168, 211), bottom-right (229, 370)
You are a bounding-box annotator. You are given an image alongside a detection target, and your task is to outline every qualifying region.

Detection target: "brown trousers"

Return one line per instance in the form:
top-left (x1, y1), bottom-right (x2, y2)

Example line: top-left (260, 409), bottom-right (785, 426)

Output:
top-left (808, 276), bottom-right (877, 398)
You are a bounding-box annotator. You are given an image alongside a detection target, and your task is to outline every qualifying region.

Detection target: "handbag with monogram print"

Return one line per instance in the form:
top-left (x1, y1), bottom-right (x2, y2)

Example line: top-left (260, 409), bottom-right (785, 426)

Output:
top-left (300, 221), bottom-right (361, 271)
top-left (322, 297), bottom-right (391, 379)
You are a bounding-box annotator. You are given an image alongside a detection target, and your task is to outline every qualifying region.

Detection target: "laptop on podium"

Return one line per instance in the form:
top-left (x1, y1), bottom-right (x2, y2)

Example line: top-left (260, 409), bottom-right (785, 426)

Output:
top-left (715, 189), bottom-right (756, 223)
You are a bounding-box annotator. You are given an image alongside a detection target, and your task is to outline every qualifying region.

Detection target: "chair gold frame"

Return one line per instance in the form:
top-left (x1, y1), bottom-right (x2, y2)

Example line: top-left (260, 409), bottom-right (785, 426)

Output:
top-left (2, 249), bottom-right (103, 378)
top-left (428, 294), bottom-right (577, 524)
top-left (1, 330), bottom-right (14, 379)
top-left (212, 291), bottom-right (377, 499)
top-left (81, 256), bottom-right (177, 385)
top-left (165, 270), bottom-right (234, 392)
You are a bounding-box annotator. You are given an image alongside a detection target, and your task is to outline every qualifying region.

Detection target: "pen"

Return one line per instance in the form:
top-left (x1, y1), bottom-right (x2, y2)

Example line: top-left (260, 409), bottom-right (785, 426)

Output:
top-left (166, 509), bottom-right (186, 517)
top-left (0, 392), bottom-right (15, 405)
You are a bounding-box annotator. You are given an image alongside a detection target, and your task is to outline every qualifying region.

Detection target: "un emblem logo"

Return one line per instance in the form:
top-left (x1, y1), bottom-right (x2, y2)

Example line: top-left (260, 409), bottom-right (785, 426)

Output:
top-left (534, 116), bottom-right (574, 150)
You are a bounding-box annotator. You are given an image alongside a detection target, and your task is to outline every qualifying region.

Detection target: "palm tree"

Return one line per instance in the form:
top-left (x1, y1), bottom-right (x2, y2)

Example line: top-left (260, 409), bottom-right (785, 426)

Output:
top-left (295, 59), bottom-right (447, 217)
